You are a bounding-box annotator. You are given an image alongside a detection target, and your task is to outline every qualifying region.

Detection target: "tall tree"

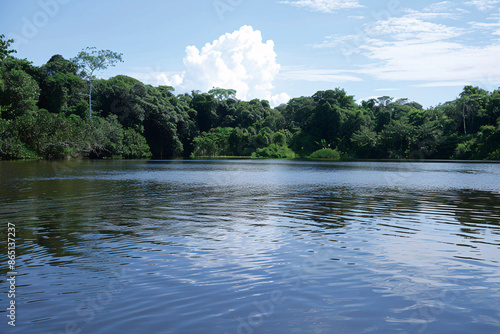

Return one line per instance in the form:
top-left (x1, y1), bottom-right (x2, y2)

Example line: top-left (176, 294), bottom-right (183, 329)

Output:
top-left (456, 86), bottom-right (490, 134)
top-left (208, 87), bottom-right (237, 101)
top-left (0, 34), bottom-right (16, 60)
top-left (190, 92), bottom-right (217, 132)
top-left (38, 55), bottom-right (84, 114)
top-left (71, 47), bottom-right (123, 120)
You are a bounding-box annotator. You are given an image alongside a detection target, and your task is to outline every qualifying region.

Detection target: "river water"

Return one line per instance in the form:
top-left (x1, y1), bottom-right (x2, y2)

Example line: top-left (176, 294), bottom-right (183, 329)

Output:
top-left (1, 160), bottom-right (500, 334)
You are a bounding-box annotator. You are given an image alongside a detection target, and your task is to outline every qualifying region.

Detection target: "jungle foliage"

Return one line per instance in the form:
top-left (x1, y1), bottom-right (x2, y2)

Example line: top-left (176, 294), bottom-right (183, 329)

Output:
top-left (1, 37), bottom-right (499, 161)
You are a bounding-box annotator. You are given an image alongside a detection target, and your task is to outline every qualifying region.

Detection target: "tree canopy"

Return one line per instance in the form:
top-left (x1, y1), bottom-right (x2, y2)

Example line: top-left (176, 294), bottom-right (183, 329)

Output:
top-left (71, 47), bottom-right (123, 119)
top-left (0, 34), bottom-right (16, 59)
top-left (1, 38), bottom-right (499, 161)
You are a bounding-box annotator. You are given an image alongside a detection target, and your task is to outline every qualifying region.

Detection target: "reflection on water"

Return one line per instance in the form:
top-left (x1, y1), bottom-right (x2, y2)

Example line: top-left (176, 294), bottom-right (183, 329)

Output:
top-left (1, 160), bottom-right (500, 333)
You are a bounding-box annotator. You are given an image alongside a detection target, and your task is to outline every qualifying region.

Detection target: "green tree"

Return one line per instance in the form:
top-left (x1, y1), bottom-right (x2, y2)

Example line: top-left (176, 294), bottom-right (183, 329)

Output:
top-left (71, 47), bottom-right (123, 120)
top-left (190, 92), bottom-right (217, 132)
top-left (208, 87), bottom-right (237, 101)
top-left (273, 132), bottom-right (286, 146)
top-left (380, 117), bottom-right (416, 158)
top-left (282, 96), bottom-right (316, 131)
top-left (142, 89), bottom-right (184, 158)
top-left (38, 55), bottom-right (85, 114)
top-left (351, 126), bottom-right (379, 158)
top-left (0, 118), bottom-right (28, 159)
top-left (290, 131), bottom-right (316, 157)
top-left (94, 75), bottom-right (146, 131)
top-left (0, 69), bottom-right (40, 119)
top-left (121, 128), bottom-right (152, 159)
top-left (309, 101), bottom-right (342, 145)
top-left (0, 34), bottom-right (16, 59)
top-left (456, 86), bottom-right (490, 134)
top-left (192, 127), bottom-right (233, 157)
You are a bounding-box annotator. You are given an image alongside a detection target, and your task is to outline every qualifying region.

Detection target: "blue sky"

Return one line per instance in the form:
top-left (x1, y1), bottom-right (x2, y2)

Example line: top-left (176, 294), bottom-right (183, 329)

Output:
top-left (1, 0), bottom-right (499, 107)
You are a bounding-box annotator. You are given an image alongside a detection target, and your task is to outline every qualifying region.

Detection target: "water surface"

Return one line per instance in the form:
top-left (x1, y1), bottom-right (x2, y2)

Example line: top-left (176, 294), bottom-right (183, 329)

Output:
top-left (1, 160), bottom-right (500, 333)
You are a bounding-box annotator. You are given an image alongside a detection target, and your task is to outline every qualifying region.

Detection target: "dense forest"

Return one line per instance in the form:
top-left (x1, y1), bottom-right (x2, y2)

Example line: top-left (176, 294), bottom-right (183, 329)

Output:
top-left (1, 37), bottom-right (499, 161)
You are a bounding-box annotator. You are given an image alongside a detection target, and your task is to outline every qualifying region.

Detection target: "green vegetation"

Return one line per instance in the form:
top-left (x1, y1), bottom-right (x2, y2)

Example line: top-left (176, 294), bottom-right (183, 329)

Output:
top-left (309, 148), bottom-right (340, 160)
top-left (71, 47), bottom-right (124, 120)
top-left (1, 36), bottom-right (499, 161)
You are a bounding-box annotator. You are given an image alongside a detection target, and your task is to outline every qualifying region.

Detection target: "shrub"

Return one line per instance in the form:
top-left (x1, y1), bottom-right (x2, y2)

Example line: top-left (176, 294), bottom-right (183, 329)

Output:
top-left (255, 143), bottom-right (295, 158)
top-left (308, 148), bottom-right (341, 160)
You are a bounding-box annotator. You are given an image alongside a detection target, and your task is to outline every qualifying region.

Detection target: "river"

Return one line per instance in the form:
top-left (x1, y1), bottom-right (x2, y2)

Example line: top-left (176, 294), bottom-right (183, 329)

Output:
top-left (1, 160), bottom-right (499, 333)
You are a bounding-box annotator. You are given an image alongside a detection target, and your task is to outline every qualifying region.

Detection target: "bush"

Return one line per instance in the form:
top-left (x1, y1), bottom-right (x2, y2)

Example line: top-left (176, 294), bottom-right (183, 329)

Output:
top-left (308, 148), bottom-right (341, 160)
top-left (255, 143), bottom-right (295, 158)
top-left (121, 128), bottom-right (152, 159)
top-left (454, 139), bottom-right (475, 160)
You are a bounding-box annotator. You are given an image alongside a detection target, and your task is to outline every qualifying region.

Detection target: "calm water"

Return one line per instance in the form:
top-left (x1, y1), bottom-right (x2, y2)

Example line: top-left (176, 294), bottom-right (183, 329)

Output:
top-left (1, 160), bottom-right (500, 334)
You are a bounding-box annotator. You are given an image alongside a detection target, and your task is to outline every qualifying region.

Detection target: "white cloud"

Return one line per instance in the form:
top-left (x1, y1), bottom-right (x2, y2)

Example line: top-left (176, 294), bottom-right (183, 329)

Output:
top-left (122, 66), bottom-right (183, 87)
top-left (163, 25), bottom-right (287, 105)
top-left (278, 0), bottom-right (362, 13)
top-left (374, 88), bottom-right (399, 91)
top-left (271, 92), bottom-right (291, 106)
top-left (368, 17), bottom-right (465, 41)
top-left (311, 10), bottom-right (500, 88)
top-left (404, 1), bottom-right (465, 20)
top-left (361, 39), bottom-right (500, 83)
top-left (356, 16), bottom-right (500, 83)
top-left (413, 81), bottom-right (471, 87)
top-left (465, 0), bottom-right (500, 11)
top-left (469, 20), bottom-right (500, 35)
top-left (279, 68), bottom-right (363, 82)
top-left (313, 16), bottom-right (464, 50)
top-left (312, 34), bottom-right (361, 49)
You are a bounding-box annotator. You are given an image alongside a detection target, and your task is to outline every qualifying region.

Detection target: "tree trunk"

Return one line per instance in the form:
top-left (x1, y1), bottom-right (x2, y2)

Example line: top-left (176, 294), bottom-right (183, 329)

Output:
top-left (89, 79), bottom-right (92, 120)
top-left (462, 103), bottom-right (467, 135)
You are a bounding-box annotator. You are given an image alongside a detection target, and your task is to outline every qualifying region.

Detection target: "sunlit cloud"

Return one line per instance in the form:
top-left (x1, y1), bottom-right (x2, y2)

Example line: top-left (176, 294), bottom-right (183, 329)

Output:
top-left (160, 26), bottom-right (288, 106)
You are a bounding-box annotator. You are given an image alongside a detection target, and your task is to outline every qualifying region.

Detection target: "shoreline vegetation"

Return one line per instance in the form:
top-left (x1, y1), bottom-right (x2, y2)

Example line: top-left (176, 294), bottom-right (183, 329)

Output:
top-left (1, 39), bottom-right (499, 162)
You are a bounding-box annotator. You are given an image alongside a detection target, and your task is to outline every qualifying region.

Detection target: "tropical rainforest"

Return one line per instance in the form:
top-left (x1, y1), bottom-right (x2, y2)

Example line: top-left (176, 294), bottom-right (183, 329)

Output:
top-left (1, 38), bottom-right (499, 161)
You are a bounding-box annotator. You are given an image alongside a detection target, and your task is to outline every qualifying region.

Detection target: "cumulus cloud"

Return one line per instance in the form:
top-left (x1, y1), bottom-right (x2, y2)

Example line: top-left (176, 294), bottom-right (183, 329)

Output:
top-left (278, 0), bottom-right (362, 13)
top-left (165, 25), bottom-right (287, 105)
top-left (271, 92), bottom-right (291, 106)
top-left (123, 66), bottom-right (183, 87)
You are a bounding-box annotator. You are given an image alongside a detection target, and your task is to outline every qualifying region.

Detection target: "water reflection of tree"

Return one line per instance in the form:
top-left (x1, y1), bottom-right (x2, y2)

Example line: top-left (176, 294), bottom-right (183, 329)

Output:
top-left (278, 188), bottom-right (500, 242)
top-left (281, 188), bottom-right (358, 231)
top-left (440, 190), bottom-right (500, 243)
top-left (0, 175), bottom-right (158, 275)
top-left (452, 190), bottom-right (500, 226)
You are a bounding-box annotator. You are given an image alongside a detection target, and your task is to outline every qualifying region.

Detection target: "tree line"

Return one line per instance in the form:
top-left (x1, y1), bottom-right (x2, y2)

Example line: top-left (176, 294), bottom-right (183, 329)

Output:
top-left (1, 39), bottom-right (499, 160)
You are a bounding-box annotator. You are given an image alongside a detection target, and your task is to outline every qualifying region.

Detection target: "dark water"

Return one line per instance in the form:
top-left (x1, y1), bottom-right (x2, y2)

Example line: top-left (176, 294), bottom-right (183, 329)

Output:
top-left (1, 159), bottom-right (500, 334)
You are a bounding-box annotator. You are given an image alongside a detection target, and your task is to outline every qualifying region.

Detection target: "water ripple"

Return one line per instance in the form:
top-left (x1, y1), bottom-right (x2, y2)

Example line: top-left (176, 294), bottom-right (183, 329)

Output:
top-left (1, 160), bottom-right (500, 333)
